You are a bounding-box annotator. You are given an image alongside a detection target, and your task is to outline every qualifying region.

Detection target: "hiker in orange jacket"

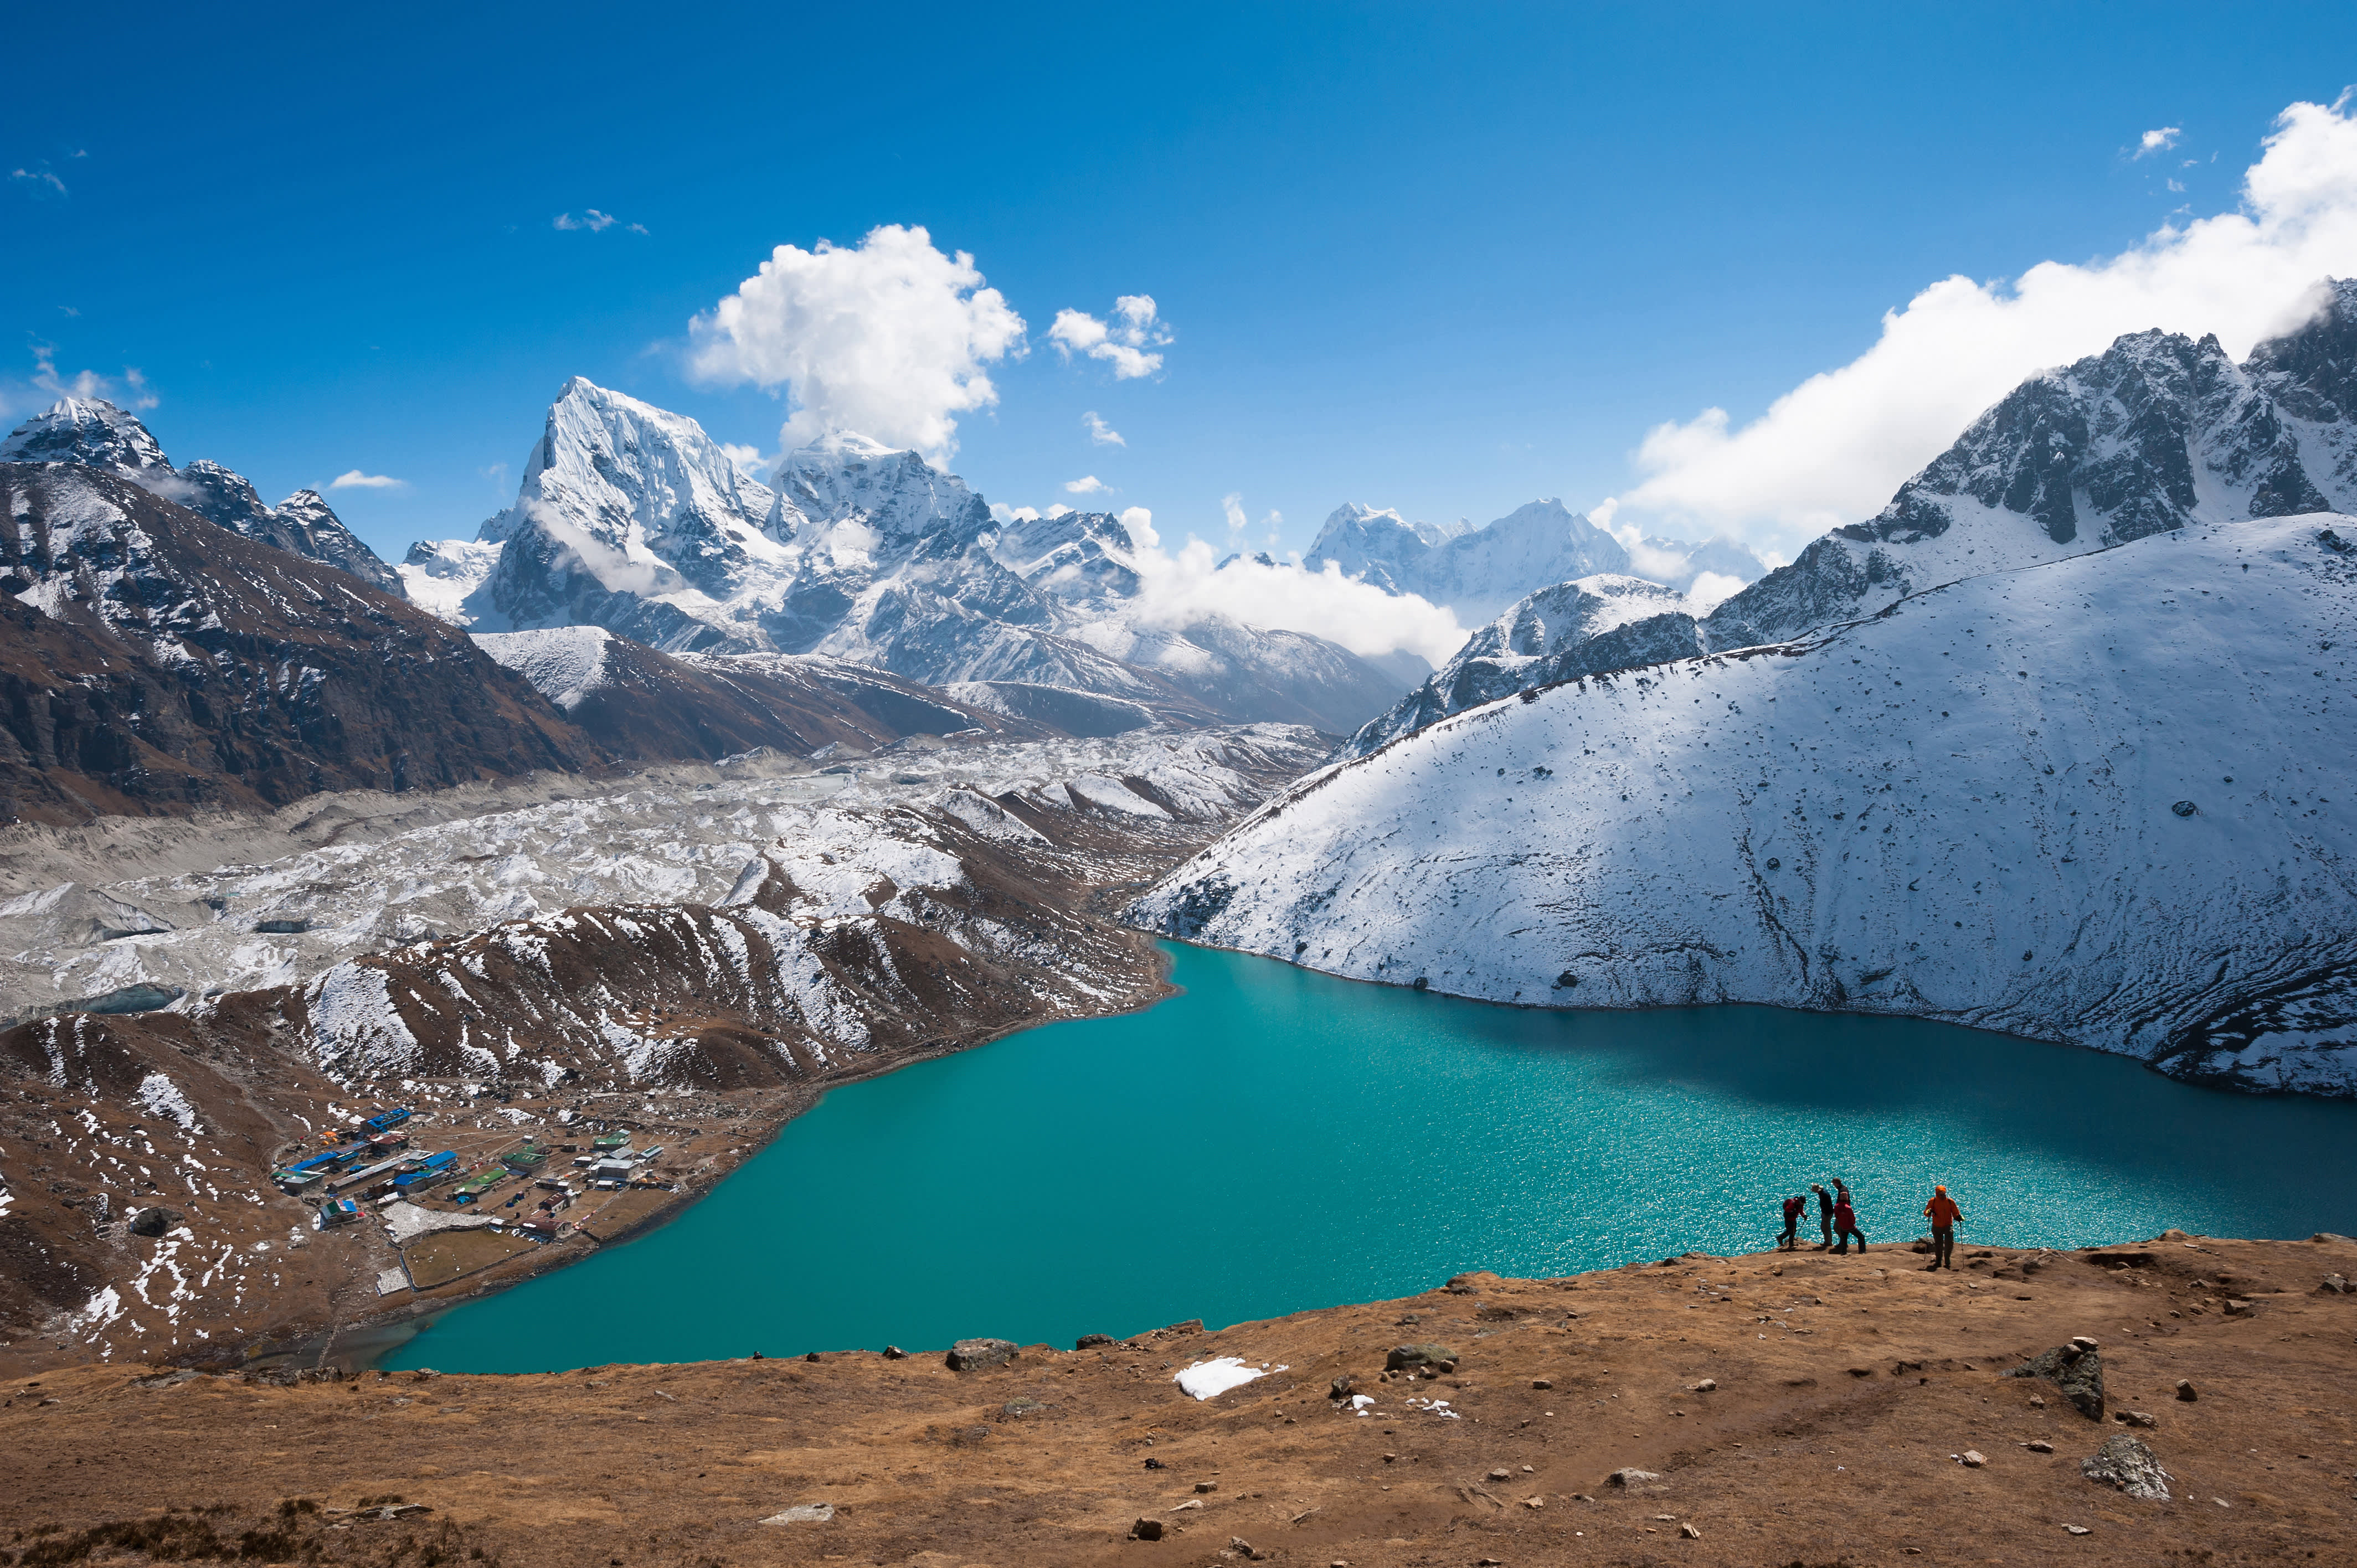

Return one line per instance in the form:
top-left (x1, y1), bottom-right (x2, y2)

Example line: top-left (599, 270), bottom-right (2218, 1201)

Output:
top-left (1831, 1190), bottom-right (1865, 1255)
top-left (1923, 1185), bottom-right (1964, 1270)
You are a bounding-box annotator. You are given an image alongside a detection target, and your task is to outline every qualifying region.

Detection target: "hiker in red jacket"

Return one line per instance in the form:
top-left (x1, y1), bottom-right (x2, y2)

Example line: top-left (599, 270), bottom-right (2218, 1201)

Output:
top-left (1778, 1193), bottom-right (1807, 1251)
top-left (1923, 1184), bottom-right (1964, 1271)
top-left (1832, 1189), bottom-right (1865, 1255)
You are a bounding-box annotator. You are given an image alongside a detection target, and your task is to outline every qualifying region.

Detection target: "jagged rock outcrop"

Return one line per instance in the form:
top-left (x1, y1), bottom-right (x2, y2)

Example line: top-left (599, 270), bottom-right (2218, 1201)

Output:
top-left (1, 399), bottom-right (400, 593)
top-left (1346, 575), bottom-right (1704, 756)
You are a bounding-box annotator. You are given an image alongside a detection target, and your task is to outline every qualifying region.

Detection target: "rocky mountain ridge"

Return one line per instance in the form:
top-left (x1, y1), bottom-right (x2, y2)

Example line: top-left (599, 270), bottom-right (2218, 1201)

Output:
top-left (1345, 280), bottom-right (2357, 753)
top-left (2, 399), bottom-right (400, 594)
top-left (0, 462), bottom-right (606, 822)
top-left (405, 381), bottom-right (1413, 734)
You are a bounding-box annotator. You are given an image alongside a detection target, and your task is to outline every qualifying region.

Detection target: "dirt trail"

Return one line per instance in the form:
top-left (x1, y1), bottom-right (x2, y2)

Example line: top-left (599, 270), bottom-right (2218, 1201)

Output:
top-left (6, 1235), bottom-right (2353, 1566)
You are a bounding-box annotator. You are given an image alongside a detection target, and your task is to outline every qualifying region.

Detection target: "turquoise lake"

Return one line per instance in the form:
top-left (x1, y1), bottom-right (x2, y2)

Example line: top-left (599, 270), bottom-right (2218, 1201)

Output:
top-left (379, 942), bottom-right (2357, 1373)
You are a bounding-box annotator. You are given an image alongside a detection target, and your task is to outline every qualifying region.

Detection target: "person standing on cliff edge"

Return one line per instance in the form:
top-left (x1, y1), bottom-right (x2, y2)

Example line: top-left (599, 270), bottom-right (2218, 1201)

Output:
top-left (1812, 1183), bottom-right (1834, 1250)
top-left (1832, 1186), bottom-right (1866, 1255)
top-left (1778, 1193), bottom-right (1807, 1251)
top-left (1924, 1184), bottom-right (1964, 1270)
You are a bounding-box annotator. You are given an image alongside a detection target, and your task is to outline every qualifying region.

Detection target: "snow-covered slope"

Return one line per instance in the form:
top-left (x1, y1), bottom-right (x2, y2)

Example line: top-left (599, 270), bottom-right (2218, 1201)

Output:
top-left (1133, 514), bottom-right (2357, 1096)
top-left (1, 399), bottom-right (400, 592)
top-left (407, 379), bottom-right (1411, 732)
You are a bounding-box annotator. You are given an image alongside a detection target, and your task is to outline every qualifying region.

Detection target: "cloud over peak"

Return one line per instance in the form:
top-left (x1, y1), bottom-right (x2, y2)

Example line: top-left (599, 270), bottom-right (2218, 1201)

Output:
top-left (1618, 95), bottom-right (2357, 552)
top-left (1048, 295), bottom-right (1171, 379)
top-left (687, 224), bottom-right (1026, 461)
top-left (330, 470), bottom-right (404, 490)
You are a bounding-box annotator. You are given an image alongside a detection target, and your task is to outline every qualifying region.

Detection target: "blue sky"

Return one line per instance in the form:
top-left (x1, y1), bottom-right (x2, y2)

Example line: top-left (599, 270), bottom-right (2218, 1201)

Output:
top-left (7, 2), bottom-right (2357, 565)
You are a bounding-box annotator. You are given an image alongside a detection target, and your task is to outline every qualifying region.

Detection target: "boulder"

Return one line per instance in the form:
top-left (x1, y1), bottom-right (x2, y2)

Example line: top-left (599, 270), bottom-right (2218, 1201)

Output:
top-left (1328, 1375), bottom-right (1358, 1400)
top-left (1129, 1518), bottom-right (1165, 1541)
top-left (1607, 1467), bottom-right (1663, 1487)
top-left (127, 1206), bottom-right (185, 1238)
top-left (758, 1504), bottom-right (835, 1525)
top-left (2081, 1435), bottom-right (2173, 1501)
top-left (2319, 1274), bottom-right (2350, 1295)
top-left (1075, 1333), bottom-right (1115, 1349)
top-left (1385, 1343), bottom-right (1458, 1374)
top-left (946, 1338), bottom-right (1017, 1372)
top-left (2005, 1343), bottom-right (2106, 1420)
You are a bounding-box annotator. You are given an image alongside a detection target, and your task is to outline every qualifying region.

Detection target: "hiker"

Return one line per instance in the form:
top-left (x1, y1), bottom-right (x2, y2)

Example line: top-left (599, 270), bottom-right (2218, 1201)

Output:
top-left (1923, 1184), bottom-right (1963, 1270)
top-left (1812, 1183), bottom-right (1834, 1250)
top-left (1778, 1193), bottom-right (1807, 1251)
top-left (1832, 1188), bottom-right (1866, 1255)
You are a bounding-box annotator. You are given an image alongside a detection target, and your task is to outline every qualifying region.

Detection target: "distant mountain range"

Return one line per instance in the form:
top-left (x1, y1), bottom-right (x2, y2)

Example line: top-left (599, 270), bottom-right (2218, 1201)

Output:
top-left (399, 380), bottom-right (1410, 734)
top-left (1301, 499), bottom-right (1764, 622)
top-left (1344, 279), bottom-right (2357, 752)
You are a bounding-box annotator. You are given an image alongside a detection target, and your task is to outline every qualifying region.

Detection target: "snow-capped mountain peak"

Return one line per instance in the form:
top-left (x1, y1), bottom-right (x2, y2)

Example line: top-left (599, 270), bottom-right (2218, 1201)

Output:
top-left (0, 399), bottom-right (398, 592)
top-left (0, 397), bottom-right (170, 472)
top-left (403, 380), bottom-right (1413, 731)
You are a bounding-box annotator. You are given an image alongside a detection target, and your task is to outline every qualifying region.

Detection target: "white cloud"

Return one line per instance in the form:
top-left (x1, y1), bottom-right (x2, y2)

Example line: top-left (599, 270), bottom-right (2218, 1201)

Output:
top-left (1048, 294), bottom-right (1171, 379)
top-left (719, 441), bottom-right (769, 478)
top-left (11, 166), bottom-right (66, 198)
top-left (1684, 571), bottom-right (1748, 612)
top-left (2135, 126), bottom-right (2183, 159)
top-left (6, 346), bottom-right (158, 416)
top-left (330, 470), bottom-right (404, 491)
top-left (1083, 409), bottom-right (1125, 446)
top-left (1618, 96), bottom-right (2357, 554)
top-left (1219, 491), bottom-right (1282, 540)
top-left (554, 210), bottom-right (620, 231)
top-left (1064, 474), bottom-right (1110, 494)
top-left (1116, 526), bottom-right (1464, 664)
top-left (686, 223), bottom-right (1026, 461)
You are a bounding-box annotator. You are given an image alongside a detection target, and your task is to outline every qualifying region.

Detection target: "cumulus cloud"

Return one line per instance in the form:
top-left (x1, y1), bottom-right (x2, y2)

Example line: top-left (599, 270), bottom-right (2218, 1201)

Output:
top-left (1110, 514), bottom-right (1463, 664)
top-left (1048, 295), bottom-right (1171, 379)
top-left (1064, 474), bottom-right (1110, 494)
top-left (330, 470), bottom-right (404, 490)
top-left (2135, 126), bottom-right (2183, 159)
top-left (687, 223), bottom-right (1026, 461)
top-left (1616, 96), bottom-right (2357, 553)
top-left (1083, 409), bottom-right (1125, 446)
top-left (719, 441), bottom-right (769, 478)
top-left (554, 210), bottom-right (616, 231)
